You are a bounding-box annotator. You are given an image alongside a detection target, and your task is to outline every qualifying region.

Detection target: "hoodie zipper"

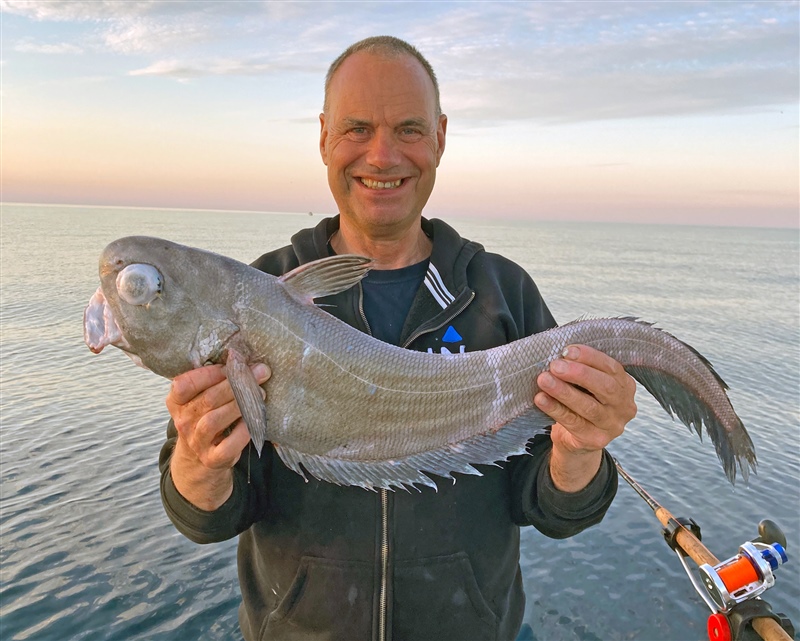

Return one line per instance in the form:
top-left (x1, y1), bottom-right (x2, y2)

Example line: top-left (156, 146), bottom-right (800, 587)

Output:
top-left (362, 283), bottom-right (474, 641)
top-left (358, 285), bottom-right (389, 641)
top-left (378, 488), bottom-right (389, 641)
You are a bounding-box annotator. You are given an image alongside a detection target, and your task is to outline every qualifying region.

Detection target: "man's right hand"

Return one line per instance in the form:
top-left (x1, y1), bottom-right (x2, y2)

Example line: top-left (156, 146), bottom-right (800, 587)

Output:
top-left (165, 362), bottom-right (271, 510)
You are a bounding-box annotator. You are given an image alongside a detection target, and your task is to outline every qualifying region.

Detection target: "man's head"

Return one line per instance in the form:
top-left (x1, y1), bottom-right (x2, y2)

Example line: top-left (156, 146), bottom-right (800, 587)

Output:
top-left (319, 36), bottom-right (447, 239)
top-left (323, 36), bottom-right (442, 118)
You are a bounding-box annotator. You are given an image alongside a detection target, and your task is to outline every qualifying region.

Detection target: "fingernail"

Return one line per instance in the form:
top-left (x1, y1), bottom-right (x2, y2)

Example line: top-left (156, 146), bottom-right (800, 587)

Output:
top-left (562, 346), bottom-right (580, 360)
top-left (539, 372), bottom-right (555, 389)
top-left (252, 363), bottom-right (269, 380)
top-left (550, 360), bottom-right (567, 375)
top-left (535, 392), bottom-right (553, 410)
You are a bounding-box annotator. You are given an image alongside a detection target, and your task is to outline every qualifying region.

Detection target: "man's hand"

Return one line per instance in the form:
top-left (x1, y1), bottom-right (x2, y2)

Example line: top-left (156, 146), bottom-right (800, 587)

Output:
top-left (534, 345), bottom-right (636, 492)
top-left (166, 362), bottom-right (271, 510)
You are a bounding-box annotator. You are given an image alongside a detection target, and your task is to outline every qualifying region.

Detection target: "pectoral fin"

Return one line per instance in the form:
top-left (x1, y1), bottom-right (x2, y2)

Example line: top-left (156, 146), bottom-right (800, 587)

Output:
top-left (225, 348), bottom-right (267, 456)
top-left (279, 255), bottom-right (372, 304)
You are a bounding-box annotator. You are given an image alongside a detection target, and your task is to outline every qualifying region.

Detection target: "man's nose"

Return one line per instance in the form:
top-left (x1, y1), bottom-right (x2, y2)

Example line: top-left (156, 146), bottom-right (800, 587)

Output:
top-left (365, 128), bottom-right (401, 169)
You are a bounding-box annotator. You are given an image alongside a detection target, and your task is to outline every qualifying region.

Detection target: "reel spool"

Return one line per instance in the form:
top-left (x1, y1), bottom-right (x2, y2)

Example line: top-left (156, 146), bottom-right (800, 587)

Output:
top-left (693, 520), bottom-right (793, 641)
top-left (700, 541), bottom-right (788, 612)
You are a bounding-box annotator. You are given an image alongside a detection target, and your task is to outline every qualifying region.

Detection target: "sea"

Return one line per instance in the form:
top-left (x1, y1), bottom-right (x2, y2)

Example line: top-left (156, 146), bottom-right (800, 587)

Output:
top-left (1, 202), bottom-right (798, 641)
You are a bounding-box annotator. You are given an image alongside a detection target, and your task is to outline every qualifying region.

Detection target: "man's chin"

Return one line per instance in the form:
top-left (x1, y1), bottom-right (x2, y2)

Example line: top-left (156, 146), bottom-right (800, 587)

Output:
top-left (341, 206), bottom-right (424, 231)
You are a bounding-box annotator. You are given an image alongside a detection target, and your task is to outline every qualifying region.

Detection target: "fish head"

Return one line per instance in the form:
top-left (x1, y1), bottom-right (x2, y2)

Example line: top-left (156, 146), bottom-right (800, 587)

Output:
top-left (84, 236), bottom-right (239, 379)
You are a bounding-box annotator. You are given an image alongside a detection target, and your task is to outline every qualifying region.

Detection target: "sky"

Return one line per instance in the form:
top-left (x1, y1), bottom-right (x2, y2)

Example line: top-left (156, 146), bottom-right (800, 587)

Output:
top-left (2, 1), bottom-right (798, 227)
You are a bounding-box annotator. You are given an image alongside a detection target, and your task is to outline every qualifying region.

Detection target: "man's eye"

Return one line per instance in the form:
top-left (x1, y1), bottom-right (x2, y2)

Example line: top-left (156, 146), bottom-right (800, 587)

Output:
top-left (400, 128), bottom-right (423, 140)
top-left (348, 127), bottom-right (370, 140)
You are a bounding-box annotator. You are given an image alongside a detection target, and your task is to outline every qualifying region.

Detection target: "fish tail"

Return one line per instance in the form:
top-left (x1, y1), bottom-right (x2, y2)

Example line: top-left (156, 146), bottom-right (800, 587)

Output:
top-left (569, 318), bottom-right (757, 484)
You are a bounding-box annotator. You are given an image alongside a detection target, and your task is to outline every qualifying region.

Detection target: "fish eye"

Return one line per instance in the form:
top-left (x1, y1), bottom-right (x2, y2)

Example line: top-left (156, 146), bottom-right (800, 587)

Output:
top-left (116, 264), bottom-right (162, 306)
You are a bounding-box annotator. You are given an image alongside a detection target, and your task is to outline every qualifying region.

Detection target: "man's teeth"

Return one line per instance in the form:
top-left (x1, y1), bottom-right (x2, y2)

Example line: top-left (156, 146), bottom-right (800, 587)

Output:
top-left (360, 178), bottom-right (403, 190)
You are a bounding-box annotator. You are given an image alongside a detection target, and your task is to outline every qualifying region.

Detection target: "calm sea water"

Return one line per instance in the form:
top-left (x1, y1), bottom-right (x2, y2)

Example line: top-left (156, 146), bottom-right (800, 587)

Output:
top-left (1, 203), bottom-right (798, 641)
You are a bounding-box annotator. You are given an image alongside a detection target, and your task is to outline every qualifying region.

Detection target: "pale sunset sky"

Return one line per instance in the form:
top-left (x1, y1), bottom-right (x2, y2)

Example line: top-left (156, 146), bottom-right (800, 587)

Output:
top-left (2, 1), bottom-right (798, 227)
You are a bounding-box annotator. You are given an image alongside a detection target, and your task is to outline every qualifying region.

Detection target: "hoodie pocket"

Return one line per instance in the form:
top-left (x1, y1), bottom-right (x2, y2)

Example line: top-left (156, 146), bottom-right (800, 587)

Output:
top-left (394, 552), bottom-right (498, 641)
top-left (259, 556), bottom-right (372, 641)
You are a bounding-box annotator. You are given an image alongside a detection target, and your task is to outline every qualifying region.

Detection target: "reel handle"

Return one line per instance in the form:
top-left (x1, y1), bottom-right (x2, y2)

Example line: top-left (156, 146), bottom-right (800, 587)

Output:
top-left (754, 520), bottom-right (787, 550)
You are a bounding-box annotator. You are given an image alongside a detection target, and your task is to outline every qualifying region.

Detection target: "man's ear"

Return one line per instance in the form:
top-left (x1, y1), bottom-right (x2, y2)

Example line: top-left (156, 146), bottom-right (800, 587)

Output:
top-left (319, 113), bottom-right (329, 166)
top-left (435, 113), bottom-right (447, 166)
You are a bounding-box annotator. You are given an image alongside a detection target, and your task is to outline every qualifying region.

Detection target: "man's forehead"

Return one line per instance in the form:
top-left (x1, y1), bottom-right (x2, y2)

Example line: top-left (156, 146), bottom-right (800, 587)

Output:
top-left (327, 51), bottom-right (437, 112)
top-left (332, 49), bottom-right (428, 82)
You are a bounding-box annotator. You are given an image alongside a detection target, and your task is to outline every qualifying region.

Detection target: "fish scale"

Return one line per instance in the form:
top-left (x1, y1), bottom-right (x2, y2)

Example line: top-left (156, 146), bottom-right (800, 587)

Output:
top-left (84, 236), bottom-right (757, 491)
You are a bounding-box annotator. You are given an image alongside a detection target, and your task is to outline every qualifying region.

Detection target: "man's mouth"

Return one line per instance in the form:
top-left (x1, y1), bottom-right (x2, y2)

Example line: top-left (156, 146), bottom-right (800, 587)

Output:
top-left (360, 178), bottom-right (404, 190)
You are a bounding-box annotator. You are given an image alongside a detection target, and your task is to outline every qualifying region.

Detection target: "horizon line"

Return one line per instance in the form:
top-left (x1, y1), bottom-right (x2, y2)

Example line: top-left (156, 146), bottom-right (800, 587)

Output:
top-left (2, 201), bottom-right (798, 232)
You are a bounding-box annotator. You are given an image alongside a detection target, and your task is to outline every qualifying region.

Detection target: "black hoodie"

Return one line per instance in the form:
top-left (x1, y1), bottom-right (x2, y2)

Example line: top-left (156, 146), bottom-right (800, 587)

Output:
top-left (160, 216), bottom-right (617, 641)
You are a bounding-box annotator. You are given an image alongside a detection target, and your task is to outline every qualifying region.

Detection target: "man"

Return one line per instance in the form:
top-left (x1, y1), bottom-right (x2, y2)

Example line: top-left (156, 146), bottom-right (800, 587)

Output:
top-left (160, 36), bottom-right (637, 641)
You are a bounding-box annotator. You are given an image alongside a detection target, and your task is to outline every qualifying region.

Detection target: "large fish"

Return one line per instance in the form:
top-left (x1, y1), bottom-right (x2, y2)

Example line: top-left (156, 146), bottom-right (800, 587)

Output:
top-left (84, 236), bottom-right (757, 490)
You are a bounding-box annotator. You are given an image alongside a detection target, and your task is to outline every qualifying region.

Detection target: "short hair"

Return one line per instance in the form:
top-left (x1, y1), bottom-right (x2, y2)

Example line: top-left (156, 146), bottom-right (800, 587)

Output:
top-left (323, 36), bottom-right (441, 116)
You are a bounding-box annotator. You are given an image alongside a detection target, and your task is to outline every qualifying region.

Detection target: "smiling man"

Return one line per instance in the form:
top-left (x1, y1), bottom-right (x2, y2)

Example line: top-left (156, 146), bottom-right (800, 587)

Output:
top-left (160, 36), bottom-right (636, 641)
top-left (319, 48), bottom-right (446, 269)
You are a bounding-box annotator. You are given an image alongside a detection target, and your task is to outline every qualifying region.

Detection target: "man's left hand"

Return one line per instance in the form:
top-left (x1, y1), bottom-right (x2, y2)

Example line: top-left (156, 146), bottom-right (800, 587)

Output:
top-left (534, 344), bottom-right (636, 491)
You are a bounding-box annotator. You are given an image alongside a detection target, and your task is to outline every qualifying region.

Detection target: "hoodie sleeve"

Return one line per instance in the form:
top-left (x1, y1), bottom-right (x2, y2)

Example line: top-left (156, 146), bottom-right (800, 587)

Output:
top-left (507, 435), bottom-right (618, 538)
top-left (159, 423), bottom-right (273, 544)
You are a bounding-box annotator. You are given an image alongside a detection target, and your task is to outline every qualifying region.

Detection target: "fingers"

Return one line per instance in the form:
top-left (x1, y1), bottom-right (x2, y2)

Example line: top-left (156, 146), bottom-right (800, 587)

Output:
top-left (534, 344), bottom-right (636, 453)
top-left (548, 345), bottom-right (628, 403)
top-left (203, 418), bottom-right (252, 467)
top-left (168, 364), bottom-right (229, 406)
top-left (166, 362), bottom-right (271, 469)
top-left (167, 363), bottom-right (270, 417)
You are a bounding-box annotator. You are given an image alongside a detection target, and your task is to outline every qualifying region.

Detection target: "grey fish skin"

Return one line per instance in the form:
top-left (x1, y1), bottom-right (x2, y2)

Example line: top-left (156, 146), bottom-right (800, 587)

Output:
top-left (84, 236), bottom-right (757, 490)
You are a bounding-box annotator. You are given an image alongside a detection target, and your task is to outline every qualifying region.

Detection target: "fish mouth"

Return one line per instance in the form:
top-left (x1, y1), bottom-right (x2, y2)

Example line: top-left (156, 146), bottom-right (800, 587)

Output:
top-left (83, 287), bottom-right (129, 354)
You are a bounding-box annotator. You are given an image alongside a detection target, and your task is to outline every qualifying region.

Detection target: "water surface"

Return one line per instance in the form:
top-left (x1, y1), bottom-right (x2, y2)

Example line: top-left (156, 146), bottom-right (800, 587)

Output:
top-left (2, 204), bottom-right (798, 640)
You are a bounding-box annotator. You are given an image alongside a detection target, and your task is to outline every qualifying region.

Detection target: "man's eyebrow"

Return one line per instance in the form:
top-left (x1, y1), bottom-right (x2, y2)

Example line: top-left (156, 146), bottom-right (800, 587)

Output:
top-left (338, 116), bottom-right (431, 130)
top-left (398, 118), bottom-right (430, 129)
top-left (341, 117), bottom-right (372, 128)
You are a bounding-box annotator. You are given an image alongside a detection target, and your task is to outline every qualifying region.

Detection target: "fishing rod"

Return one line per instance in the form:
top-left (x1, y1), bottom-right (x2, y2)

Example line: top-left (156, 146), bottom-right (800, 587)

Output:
top-left (614, 459), bottom-right (794, 641)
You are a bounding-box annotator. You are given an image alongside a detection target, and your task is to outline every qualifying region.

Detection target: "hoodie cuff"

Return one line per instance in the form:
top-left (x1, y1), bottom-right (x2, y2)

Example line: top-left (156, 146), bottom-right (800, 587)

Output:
top-left (160, 466), bottom-right (245, 544)
top-left (536, 449), bottom-right (616, 520)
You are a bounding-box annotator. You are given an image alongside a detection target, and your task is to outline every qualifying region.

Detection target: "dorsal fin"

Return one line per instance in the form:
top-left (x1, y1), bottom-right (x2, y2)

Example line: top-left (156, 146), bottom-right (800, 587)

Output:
top-left (279, 255), bottom-right (373, 304)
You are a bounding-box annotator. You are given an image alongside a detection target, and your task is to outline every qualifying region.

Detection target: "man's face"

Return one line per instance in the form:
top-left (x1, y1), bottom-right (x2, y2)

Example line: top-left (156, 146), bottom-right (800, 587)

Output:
top-left (320, 51), bottom-right (447, 236)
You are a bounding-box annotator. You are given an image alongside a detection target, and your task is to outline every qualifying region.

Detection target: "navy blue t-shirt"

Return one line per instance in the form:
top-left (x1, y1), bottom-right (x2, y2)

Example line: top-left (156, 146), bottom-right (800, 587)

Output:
top-left (361, 260), bottom-right (429, 347)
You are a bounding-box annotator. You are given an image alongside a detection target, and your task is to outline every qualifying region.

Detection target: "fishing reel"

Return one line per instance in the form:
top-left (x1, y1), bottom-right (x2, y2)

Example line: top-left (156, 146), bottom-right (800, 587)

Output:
top-left (615, 461), bottom-right (794, 641)
top-left (699, 522), bottom-right (788, 613)
top-left (665, 518), bottom-right (793, 641)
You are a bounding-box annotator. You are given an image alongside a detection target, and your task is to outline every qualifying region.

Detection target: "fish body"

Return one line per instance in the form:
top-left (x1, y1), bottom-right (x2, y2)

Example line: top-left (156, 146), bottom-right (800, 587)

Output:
top-left (84, 236), bottom-right (757, 490)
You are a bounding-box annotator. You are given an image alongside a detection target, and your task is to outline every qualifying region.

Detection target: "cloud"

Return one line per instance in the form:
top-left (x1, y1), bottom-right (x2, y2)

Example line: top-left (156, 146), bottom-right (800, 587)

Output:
top-left (14, 39), bottom-right (83, 54)
top-left (129, 57), bottom-right (322, 79)
top-left (420, 1), bottom-right (799, 124)
top-left (0, 0), bottom-right (154, 21)
top-left (1, 1), bottom-right (302, 54)
top-left (102, 17), bottom-right (214, 54)
top-left (445, 66), bottom-right (797, 125)
top-left (5, 0), bottom-right (797, 123)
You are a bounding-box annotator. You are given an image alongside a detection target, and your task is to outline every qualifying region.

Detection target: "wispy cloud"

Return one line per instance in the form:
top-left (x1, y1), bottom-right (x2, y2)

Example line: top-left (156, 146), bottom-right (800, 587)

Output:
top-left (14, 39), bottom-right (83, 54)
top-left (4, 0), bottom-right (797, 124)
top-left (1, 0), bottom-right (155, 21)
top-left (102, 18), bottom-right (214, 54)
top-left (419, 2), bottom-right (799, 123)
top-left (129, 57), bottom-right (321, 79)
